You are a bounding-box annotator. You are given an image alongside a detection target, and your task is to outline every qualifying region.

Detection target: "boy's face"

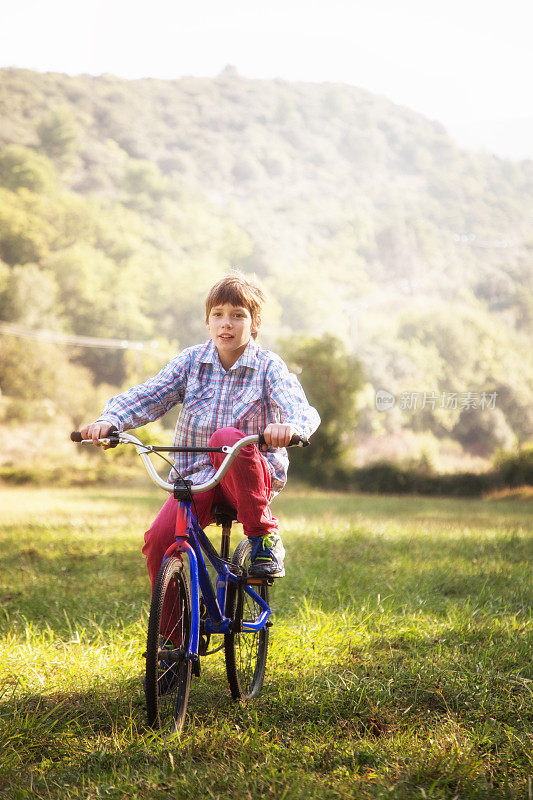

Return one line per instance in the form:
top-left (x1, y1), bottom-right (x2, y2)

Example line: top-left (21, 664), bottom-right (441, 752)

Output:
top-left (206, 303), bottom-right (260, 368)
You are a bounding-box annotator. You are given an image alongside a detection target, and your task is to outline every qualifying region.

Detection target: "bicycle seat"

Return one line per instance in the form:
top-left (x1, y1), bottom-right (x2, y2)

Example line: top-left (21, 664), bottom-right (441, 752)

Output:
top-left (212, 504), bottom-right (238, 526)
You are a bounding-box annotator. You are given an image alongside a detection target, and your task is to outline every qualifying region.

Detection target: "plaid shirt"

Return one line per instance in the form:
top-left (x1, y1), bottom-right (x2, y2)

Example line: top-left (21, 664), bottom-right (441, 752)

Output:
top-left (98, 338), bottom-right (320, 494)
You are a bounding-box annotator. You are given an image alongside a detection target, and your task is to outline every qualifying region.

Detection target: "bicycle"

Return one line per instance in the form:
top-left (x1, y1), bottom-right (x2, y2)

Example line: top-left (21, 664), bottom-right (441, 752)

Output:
top-left (71, 428), bottom-right (308, 733)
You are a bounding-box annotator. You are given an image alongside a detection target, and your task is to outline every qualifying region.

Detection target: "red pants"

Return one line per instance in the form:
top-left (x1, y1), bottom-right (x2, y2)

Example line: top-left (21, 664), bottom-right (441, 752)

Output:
top-left (142, 427), bottom-right (279, 590)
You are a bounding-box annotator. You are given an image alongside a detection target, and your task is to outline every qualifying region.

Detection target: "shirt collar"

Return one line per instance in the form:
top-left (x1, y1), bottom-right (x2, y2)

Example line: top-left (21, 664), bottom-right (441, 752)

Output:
top-left (199, 338), bottom-right (259, 370)
top-left (237, 338), bottom-right (259, 369)
top-left (199, 339), bottom-right (218, 364)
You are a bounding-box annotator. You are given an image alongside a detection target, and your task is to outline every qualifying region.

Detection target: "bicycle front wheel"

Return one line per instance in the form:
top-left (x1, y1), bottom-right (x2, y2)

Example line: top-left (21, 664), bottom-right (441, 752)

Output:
top-left (145, 556), bottom-right (192, 733)
top-left (224, 539), bottom-right (269, 700)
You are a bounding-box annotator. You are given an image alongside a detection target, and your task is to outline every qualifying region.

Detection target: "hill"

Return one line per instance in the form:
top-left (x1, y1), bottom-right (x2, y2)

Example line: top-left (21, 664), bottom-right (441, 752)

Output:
top-left (0, 66), bottom-right (531, 471)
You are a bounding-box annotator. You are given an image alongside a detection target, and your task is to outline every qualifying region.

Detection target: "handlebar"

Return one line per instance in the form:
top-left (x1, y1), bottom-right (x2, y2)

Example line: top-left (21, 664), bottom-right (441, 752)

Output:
top-left (70, 429), bottom-right (309, 494)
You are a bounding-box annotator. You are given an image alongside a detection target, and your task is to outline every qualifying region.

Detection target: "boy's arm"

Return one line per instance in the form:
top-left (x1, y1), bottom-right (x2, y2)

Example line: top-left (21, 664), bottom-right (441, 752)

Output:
top-left (265, 357), bottom-right (321, 442)
top-left (92, 350), bottom-right (191, 434)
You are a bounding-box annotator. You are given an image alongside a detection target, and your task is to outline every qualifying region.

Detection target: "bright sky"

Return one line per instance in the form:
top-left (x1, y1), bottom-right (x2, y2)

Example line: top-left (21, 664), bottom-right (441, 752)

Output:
top-left (2, 0), bottom-right (532, 159)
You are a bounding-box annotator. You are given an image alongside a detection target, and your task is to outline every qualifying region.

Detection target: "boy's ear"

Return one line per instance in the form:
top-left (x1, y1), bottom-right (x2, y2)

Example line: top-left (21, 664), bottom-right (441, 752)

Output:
top-left (252, 313), bottom-right (262, 333)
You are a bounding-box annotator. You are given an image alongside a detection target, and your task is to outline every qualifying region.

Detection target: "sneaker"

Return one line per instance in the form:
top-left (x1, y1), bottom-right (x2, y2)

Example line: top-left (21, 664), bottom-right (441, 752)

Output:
top-left (248, 533), bottom-right (286, 578)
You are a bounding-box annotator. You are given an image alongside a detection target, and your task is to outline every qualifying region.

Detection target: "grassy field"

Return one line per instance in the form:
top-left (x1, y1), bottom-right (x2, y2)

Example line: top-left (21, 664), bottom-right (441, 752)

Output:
top-left (0, 486), bottom-right (531, 799)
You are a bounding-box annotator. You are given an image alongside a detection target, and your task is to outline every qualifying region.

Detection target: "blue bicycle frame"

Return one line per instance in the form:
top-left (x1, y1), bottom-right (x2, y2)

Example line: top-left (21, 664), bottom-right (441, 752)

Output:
top-left (71, 426), bottom-right (310, 730)
top-left (162, 501), bottom-right (271, 664)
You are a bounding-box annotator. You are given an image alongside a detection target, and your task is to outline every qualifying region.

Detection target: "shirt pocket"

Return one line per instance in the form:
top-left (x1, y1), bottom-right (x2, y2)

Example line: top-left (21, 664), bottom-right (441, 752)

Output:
top-left (232, 385), bottom-right (263, 422)
top-left (182, 382), bottom-right (215, 417)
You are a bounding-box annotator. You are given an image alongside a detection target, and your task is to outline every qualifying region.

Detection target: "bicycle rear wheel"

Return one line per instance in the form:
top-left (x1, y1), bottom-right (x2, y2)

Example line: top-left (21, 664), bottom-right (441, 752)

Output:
top-left (224, 539), bottom-right (269, 700)
top-left (145, 556), bottom-right (192, 733)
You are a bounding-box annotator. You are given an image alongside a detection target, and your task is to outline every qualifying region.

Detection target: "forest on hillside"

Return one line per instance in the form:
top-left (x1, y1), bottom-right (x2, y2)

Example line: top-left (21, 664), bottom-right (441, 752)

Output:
top-left (0, 67), bottom-right (531, 477)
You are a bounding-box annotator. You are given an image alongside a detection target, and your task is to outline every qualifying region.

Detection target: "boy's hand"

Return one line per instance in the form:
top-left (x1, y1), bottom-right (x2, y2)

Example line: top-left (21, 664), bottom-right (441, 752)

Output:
top-left (262, 423), bottom-right (297, 450)
top-left (79, 421), bottom-right (113, 448)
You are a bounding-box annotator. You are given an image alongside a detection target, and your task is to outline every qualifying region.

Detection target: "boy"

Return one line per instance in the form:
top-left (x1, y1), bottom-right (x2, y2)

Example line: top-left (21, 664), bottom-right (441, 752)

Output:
top-left (80, 272), bottom-right (320, 582)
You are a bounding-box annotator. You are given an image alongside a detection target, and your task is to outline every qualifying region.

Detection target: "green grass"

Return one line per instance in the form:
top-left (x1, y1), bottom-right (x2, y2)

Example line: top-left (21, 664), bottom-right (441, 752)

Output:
top-left (0, 486), bottom-right (531, 799)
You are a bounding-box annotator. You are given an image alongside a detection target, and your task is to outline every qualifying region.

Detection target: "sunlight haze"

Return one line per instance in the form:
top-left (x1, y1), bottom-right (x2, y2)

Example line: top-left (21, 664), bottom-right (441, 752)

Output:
top-left (2, 0), bottom-right (532, 159)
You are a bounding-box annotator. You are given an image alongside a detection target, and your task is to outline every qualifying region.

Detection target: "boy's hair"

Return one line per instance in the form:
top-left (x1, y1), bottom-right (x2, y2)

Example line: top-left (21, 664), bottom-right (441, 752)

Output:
top-left (205, 271), bottom-right (266, 339)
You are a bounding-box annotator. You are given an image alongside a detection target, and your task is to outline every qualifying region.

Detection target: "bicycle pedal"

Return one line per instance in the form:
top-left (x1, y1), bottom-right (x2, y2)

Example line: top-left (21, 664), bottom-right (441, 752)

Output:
top-left (246, 577), bottom-right (274, 587)
top-left (192, 659), bottom-right (201, 678)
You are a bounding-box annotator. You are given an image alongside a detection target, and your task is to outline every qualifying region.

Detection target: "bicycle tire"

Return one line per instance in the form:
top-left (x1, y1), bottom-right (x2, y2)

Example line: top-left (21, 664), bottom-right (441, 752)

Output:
top-left (224, 539), bottom-right (269, 700)
top-left (145, 556), bottom-right (192, 733)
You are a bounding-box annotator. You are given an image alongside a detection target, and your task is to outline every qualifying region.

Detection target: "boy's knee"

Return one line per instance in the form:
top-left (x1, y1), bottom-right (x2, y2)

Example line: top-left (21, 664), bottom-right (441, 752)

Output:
top-left (143, 497), bottom-right (178, 549)
top-left (209, 427), bottom-right (244, 447)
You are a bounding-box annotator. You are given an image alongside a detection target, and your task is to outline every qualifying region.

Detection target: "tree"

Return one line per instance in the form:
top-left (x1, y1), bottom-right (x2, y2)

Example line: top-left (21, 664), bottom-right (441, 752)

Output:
top-left (280, 334), bottom-right (364, 481)
top-left (0, 188), bottom-right (53, 265)
top-left (121, 159), bottom-right (172, 207)
top-left (36, 107), bottom-right (79, 163)
top-left (0, 263), bottom-right (58, 327)
top-left (0, 145), bottom-right (57, 193)
top-left (453, 407), bottom-right (516, 456)
top-left (0, 335), bottom-right (93, 418)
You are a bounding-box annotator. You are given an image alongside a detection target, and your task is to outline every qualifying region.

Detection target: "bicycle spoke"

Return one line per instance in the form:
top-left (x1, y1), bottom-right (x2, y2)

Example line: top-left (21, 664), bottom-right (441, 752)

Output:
top-left (225, 540), bottom-right (269, 700)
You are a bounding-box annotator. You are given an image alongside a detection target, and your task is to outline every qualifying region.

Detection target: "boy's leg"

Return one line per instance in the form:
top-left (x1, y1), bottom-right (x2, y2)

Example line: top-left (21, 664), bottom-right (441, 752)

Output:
top-left (142, 489), bottom-right (216, 592)
top-left (208, 427), bottom-right (278, 537)
top-left (208, 427), bottom-right (285, 577)
top-left (142, 488), bottom-right (216, 650)
top-left (142, 424), bottom-right (283, 599)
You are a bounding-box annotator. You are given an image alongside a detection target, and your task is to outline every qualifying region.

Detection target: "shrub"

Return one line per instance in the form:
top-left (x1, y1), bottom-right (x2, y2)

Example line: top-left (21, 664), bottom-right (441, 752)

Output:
top-left (494, 444), bottom-right (533, 487)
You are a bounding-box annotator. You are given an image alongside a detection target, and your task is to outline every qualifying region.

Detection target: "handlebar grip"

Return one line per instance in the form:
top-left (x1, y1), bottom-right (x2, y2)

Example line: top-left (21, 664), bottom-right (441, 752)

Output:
top-left (290, 433), bottom-right (309, 447)
top-left (257, 432), bottom-right (309, 448)
top-left (70, 425), bottom-right (119, 447)
top-left (105, 425), bottom-right (119, 448)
